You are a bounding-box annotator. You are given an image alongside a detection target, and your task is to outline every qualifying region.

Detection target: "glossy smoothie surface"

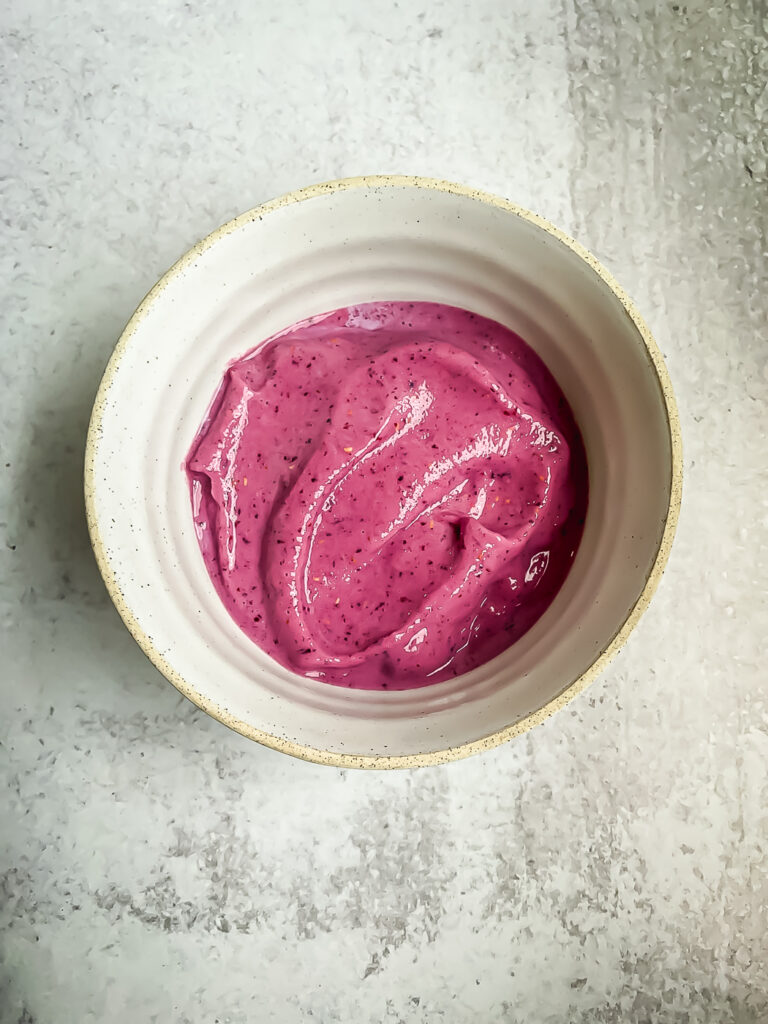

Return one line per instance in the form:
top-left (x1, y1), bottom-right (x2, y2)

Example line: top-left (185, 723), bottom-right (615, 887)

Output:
top-left (185, 301), bottom-right (588, 689)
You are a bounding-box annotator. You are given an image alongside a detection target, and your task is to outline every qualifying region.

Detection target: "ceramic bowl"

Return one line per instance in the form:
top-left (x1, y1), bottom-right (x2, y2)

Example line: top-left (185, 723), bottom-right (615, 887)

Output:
top-left (85, 176), bottom-right (682, 768)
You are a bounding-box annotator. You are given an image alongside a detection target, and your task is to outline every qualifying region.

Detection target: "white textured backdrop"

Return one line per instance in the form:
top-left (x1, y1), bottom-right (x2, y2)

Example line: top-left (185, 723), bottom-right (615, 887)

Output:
top-left (1, 1), bottom-right (766, 1022)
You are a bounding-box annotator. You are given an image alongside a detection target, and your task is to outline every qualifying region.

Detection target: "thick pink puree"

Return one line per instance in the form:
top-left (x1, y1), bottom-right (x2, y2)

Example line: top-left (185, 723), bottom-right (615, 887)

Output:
top-left (186, 302), bottom-right (588, 690)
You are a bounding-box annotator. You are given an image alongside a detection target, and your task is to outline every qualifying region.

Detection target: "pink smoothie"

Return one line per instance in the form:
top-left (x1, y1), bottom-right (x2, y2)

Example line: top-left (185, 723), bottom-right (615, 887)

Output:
top-left (185, 302), bottom-right (588, 690)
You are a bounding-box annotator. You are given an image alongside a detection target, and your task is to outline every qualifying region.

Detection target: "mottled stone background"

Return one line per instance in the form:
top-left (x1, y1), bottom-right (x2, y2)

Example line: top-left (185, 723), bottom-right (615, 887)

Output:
top-left (1, 1), bottom-right (766, 1021)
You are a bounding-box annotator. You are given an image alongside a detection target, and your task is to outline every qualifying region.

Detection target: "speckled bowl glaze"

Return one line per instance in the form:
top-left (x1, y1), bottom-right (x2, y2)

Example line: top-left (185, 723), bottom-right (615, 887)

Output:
top-left (85, 176), bottom-right (682, 769)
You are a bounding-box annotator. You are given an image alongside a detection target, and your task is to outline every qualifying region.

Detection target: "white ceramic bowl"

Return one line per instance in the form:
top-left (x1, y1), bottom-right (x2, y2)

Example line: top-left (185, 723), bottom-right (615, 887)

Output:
top-left (85, 176), bottom-right (682, 768)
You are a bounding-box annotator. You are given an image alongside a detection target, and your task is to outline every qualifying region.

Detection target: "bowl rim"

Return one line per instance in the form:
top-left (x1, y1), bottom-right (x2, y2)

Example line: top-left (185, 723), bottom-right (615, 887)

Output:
top-left (84, 174), bottom-right (683, 770)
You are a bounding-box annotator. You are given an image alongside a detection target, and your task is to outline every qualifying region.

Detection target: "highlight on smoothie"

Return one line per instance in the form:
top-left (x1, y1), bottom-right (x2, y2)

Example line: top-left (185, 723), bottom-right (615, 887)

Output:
top-left (185, 301), bottom-right (588, 689)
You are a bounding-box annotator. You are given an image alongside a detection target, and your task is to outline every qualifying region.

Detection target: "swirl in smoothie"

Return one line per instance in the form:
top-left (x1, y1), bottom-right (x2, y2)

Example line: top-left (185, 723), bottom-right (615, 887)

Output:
top-left (186, 302), bottom-right (587, 689)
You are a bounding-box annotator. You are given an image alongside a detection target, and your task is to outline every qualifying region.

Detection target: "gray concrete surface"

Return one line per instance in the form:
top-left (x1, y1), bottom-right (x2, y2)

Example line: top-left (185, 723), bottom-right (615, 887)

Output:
top-left (1, 1), bottom-right (766, 1021)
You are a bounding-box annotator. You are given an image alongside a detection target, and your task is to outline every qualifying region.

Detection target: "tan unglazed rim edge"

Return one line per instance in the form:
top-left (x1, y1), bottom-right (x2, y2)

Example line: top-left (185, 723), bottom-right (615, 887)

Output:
top-left (84, 174), bottom-right (683, 770)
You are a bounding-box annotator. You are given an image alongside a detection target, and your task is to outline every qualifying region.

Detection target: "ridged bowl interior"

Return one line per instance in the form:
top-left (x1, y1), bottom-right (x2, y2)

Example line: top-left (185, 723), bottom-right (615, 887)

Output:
top-left (85, 177), bottom-right (681, 767)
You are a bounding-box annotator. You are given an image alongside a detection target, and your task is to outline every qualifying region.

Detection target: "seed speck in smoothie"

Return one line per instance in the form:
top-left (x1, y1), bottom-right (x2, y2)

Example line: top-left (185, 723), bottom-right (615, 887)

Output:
top-left (185, 302), bottom-right (588, 689)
